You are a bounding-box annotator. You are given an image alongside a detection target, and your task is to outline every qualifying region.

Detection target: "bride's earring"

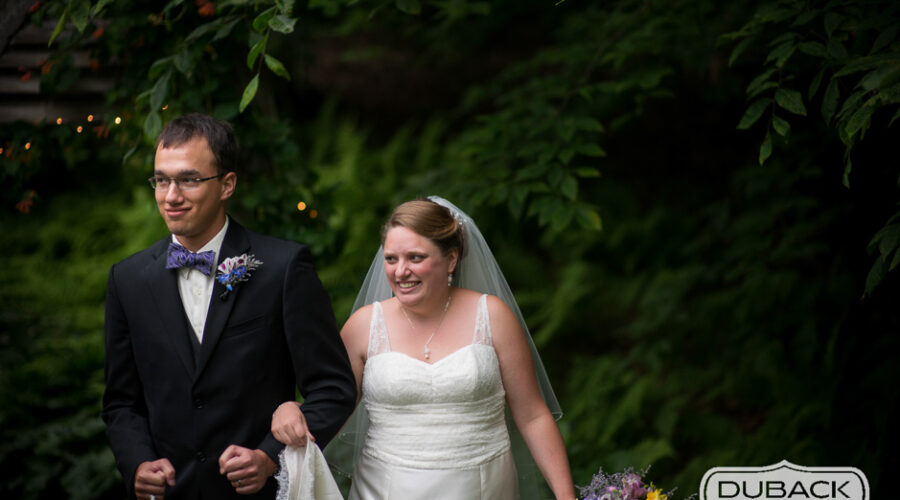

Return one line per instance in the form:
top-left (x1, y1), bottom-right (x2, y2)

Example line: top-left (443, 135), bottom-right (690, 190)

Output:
top-left (447, 272), bottom-right (453, 287)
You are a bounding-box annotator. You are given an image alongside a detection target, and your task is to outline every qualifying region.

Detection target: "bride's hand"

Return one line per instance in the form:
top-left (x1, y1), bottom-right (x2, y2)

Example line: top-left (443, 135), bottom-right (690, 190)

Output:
top-left (271, 401), bottom-right (315, 447)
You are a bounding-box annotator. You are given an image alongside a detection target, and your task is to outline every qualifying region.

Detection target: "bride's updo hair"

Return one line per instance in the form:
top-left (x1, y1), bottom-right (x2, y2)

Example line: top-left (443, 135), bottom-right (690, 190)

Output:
top-left (383, 199), bottom-right (466, 259)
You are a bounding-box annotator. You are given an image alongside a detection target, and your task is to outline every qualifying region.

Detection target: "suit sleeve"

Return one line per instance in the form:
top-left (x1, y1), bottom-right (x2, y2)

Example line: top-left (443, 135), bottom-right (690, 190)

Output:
top-left (259, 245), bottom-right (357, 458)
top-left (101, 264), bottom-right (157, 497)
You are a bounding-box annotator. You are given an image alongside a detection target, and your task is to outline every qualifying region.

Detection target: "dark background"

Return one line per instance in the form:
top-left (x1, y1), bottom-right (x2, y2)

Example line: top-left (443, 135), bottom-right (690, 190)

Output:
top-left (1, 0), bottom-right (897, 498)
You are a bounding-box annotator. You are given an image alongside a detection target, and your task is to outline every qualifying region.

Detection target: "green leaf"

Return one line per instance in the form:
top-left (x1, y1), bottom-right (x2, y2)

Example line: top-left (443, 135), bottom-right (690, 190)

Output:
top-left (821, 79), bottom-right (839, 123)
top-left (890, 108), bottom-right (900, 127)
top-left (561, 175), bottom-right (578, 200)
top-left (765, 41), bottom-right (796, 68)
top-left (214, 17), bottom-right (242, 41)
top-left (277, 0), bottom-right (297, 16)
top-left (748, 81), bottom-right (778, 99)
top-left (575, 204), bottom-right (602, 231)
top-left (247, 34), bottom-right (268, 70)
top-left (70, 0), bottom-right (91, 33)
top-left (774, 88), bottom-right (807, 116)
top-left (826, 38), bottom-right (848, 60)
top-left (798, 41), bottom-right (826, 57)
top-left (253, 6), bottom-right (277, 33)
top-left (864, 255), bottom-right (887, 296)
top-left (515, 164), bottom-right (549, 181)
top-left (173, 50), bottom-right (192, 75)
top-left (396, 0), bottom-right (421, 15)
top-left (91, 0), bottom-right (116, 17)
top-left (824, 12), bottom-right (844, 38)
top-left (844, 104), bottom-right (875, 138)
top-left (148, 57), bottom-right (173, 80)
top-left (832, 55), bottom-right (894, 78)
top-left (809, 67), bottom-right (825, 100)
top-left (891, 247), bottom-right (900, 271)
top-left (746, 68), bottom-right (777, 96)
top-left (772, 115), bottom-right (791, 137)
top-left (842, 156), bottom-right (852, 188)
top-left (859, 65), bottom-right (900, 92)
top-left (876, 224), bottom-right (900, 256)
top-left (792, 9), bottom-right (818, 27)
top-left (759, 131), bottom-right (772, 165)
top-left (264, 54), bottom-right (291, 81)
top-left (550, 203), bottom-right (574, 232)
top-left (575, 167), bottom-right (601, 178)
top-left (737, 98), bottom-right (772, 129)
top-left (557, 120), bottom-right (575, 142)
top-left (150, 72), bottom-right (170, 111)
top-left (186, 18), bottom-right (231, 42)
top-left (871, 25), bottom-right (898, 54)
top-left (574, 117), bottom-right (604, 132)
top-left (49, 11), bottom-right (68, 47)
top-left (576, 143), bottom-right (607, 157)
top-left (728, 37), bottom-right (755, 67)
top-left (144, 111), bottom-right (162, 140)
top-left (558, 148), bottom-right (575, 165)
top-left (239, 74), bottom-right (260, 112)
top-left (268, 15), bottom-right (298, 34)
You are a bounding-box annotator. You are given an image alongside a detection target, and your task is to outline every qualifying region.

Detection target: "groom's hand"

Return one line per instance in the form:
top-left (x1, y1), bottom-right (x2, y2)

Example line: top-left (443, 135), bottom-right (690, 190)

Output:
top-left (134, 458), bottom-right (176, 500)
top-left (219, 445), bottom-right (276, 495)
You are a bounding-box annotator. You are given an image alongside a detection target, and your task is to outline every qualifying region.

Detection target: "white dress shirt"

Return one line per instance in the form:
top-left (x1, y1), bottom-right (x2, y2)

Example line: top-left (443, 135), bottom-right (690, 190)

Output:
top-left (173, 217), bottom-right (229, 343)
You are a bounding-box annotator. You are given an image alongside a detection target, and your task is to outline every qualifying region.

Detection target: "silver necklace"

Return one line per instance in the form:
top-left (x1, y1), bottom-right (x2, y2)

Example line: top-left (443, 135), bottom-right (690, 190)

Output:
top-left (399, 293), bottom-right (453, 360)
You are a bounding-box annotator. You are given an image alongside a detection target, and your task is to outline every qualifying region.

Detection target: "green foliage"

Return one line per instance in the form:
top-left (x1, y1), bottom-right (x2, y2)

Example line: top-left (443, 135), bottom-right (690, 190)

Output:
top-left (2, 0), bottom-right (897, 498)
top-left (724, 0), bottom-right (900, 292)
top-left (0, 190), bottom-right (164, 499)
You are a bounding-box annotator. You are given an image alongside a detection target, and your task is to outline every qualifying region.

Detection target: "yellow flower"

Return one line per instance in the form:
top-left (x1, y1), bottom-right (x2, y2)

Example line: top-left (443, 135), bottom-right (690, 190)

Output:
top-left (646, 489), bottom-right (667, 500)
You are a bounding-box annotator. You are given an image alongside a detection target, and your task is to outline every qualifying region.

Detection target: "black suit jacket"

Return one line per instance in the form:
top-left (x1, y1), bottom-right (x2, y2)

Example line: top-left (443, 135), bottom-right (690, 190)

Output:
top-left (102, 220), bottom-right (356, 499)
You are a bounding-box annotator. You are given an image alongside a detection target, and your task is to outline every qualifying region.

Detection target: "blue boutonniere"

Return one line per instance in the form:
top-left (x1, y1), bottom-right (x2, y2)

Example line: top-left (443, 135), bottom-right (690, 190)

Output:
top-left (216, 254), bottom-right (263, 300)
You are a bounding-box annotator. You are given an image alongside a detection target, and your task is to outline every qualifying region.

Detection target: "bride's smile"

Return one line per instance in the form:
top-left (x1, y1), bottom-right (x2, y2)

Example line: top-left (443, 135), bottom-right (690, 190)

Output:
top-left (383, 226), bottom-right (457, 310)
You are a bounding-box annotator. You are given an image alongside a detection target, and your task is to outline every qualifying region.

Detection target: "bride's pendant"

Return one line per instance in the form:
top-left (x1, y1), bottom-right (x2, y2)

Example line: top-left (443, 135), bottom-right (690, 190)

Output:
top-left (400, 292), bottom-right (453, 361)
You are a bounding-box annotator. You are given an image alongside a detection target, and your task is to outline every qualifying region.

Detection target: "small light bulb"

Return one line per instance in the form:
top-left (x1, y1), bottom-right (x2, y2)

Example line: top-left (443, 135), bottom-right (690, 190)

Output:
top-left (115, 117), bottom-right (122, 124)
top-left (297, 201), bottom-right (307, 211)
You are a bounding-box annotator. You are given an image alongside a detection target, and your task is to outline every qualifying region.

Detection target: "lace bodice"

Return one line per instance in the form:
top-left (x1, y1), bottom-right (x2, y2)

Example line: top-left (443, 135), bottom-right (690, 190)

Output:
top-left (360, 295), bottom-right (510, 469)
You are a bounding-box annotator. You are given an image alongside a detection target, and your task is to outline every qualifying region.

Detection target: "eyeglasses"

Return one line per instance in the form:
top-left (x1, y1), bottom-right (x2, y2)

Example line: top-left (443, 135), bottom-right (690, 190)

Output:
top-left (148, 174), bottom-right (225, 190)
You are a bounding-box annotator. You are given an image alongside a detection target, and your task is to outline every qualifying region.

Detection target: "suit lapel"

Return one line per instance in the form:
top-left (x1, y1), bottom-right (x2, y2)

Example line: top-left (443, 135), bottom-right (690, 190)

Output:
top-left (145, 238), bottom-right (196, 379)
top-left (194, 221), bottom-right (251, 379)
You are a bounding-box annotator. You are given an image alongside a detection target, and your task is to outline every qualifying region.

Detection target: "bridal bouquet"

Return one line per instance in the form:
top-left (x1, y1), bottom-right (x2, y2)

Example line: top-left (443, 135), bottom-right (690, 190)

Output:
top-left (579, 466), bottom-right (686, 500)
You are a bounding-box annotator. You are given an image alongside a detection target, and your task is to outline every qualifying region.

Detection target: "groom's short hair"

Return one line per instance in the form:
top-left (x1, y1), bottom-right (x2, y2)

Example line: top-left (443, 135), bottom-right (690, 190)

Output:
top-left (156, 113), bottom-right (239, 174)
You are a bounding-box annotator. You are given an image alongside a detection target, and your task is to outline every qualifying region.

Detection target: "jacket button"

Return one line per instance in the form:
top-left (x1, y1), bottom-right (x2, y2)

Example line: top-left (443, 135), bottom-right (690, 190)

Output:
top-left (196, 452), bottom-right (206, 462)
top-left (194, 398), bottom-right (204, 409)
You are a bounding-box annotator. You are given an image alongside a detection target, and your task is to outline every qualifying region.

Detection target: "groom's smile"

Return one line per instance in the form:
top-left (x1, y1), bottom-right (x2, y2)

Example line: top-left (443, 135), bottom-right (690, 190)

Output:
top-left (154, 136), bottom-right (236, 251)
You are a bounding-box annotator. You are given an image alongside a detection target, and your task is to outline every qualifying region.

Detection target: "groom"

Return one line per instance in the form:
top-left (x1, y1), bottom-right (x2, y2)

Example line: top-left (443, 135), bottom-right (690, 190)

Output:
top-left (102, 113), bottom-right (356, 499)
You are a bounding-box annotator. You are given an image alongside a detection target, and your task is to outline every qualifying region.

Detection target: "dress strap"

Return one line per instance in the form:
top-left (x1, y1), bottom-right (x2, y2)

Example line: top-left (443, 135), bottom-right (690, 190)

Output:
top-left (367, 301), bottom-right (391, 358)
top-left (473, 294), bottom-right (492, 346)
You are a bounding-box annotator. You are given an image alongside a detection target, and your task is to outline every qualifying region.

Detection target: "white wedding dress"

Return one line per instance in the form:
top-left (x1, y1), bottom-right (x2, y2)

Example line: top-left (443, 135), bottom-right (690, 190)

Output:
top-left (348, 294), bottom-right (518, 500)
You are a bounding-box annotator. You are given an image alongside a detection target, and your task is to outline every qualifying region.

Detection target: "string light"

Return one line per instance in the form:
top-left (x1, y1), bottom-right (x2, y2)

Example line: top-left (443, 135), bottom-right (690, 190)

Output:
top-left (114, 116), bottom-right (122, 124)
top-left (309, 210), bottom-right (318, 219)
top-left (0, 148), bottom-right (4, 155)
top-left (161, 104), bottom-right (168, 110)
top-left (25, 142), bottom-right (31, 150)
top-left (297, 201), bottom-right (307, 211)
top-left (56, 117), bottom-right (63, 125)
top-left (87, 115), bottom-right (94, 122)
top-left (76, 126), bottom-right (83, 133)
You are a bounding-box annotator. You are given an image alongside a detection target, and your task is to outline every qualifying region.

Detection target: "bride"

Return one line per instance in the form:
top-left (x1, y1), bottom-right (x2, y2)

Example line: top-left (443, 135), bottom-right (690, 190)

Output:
top-left (272, 197), bottom-right (576, 500)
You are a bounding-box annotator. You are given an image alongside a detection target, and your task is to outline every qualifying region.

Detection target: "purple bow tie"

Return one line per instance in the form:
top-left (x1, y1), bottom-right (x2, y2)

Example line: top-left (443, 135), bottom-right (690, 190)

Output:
top-left (166, 242), bottom-right (216, 276)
